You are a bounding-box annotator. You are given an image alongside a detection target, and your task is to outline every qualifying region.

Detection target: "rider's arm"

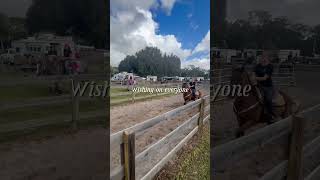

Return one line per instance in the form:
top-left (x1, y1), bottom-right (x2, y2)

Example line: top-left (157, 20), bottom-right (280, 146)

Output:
top-left (259, 65), bottom-right (273, 81)
top-left (256, 75), bottom-right (268, 81)
top-left (254, 65), bottom-right (267, 81)
top-left (255, 65), bottom-right (272, 81)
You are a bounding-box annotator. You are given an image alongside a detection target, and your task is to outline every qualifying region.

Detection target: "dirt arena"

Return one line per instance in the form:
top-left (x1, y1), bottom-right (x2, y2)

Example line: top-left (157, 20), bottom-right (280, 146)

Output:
top-left (212, 70), bottom-right (320, 180)
top-left (110, 84), bottom-right (210, 179)
top-left (0, 126), bottom-right (108, 180)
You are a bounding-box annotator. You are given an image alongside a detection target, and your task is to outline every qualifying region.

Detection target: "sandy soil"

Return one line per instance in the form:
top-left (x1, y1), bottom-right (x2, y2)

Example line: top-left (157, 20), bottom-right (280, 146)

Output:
top-left (0, 127), bottom-right (108, 180)
top-left (212, 71), bottom-right (320, 180)
top-left (111, 95), bottom-right (185, 133)
top-left (110, 85), bottom-right (209, 179)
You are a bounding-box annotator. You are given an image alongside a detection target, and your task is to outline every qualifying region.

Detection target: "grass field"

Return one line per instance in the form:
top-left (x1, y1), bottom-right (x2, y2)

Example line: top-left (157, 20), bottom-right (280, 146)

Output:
top-left (0, 75), bottom-right (175, 137)
top-left (155, 125), bottom-right (210, 180)
top-left (0, 99), bottom-right (106, 124)
top-left (0, 72), bottom-right (106, 137)
top-left (174, 126), bottom-right (210, 180)
top-left (110, 86), bottom-right (180, 105)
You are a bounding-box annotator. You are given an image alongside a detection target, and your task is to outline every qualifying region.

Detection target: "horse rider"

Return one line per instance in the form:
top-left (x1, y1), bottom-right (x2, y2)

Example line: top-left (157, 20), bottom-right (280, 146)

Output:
top-left (189, 80), bottom-right (196, 100)
top-left (254, 52), bottom-right (274, 124)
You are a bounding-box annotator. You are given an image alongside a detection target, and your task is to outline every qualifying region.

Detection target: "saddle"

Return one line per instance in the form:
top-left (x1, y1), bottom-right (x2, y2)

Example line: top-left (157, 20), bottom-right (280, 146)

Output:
top-left (256, 86), bottom-right (286, 107)
top-left (190, 88), bottom-right (197, 100)
top-left (271, 89), bottom-right (286, 107)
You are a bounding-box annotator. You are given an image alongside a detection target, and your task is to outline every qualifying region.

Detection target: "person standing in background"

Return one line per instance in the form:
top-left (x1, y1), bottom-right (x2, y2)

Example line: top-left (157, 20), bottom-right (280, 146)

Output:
top-left (254, 52), bottom-right (274, 124)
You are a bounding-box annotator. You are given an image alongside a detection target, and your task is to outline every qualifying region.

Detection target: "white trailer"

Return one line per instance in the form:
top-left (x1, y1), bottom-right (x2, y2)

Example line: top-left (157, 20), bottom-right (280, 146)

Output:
top-left (146, 75), bottom-right (157, 82)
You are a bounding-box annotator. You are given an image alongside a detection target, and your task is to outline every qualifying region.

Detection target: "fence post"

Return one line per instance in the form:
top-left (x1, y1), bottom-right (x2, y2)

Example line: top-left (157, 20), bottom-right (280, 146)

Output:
top-left (131, 85), bottom-right (135, 103)
top-left (71, 77), bottom-right (80, 130)
top-left (123, 131), bottom-right (136, 180)
top-left (286, 115), bottom-right (304, 180)
top-left (219, 69), bottom-right (222, 85)
top-left (291, 64), bottom-right (296, 87)
top-left (198, 98), bottom-right (205, 128)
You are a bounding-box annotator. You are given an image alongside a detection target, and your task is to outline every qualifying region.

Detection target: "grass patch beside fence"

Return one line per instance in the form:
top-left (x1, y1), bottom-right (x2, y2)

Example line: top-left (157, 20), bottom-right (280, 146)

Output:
top-left (0, 99), bottom-right (106, 124)
top-left (175, 126), bottom-right (210, 180)
top-left (110, 85), bottom-right (184, 106)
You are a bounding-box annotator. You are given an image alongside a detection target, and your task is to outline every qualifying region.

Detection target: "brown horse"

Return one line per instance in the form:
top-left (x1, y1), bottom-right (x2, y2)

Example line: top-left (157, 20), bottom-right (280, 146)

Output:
top-left (182, 83), bottom-right (202, 105)
top-left (230, 67), bottom-right (300, 137)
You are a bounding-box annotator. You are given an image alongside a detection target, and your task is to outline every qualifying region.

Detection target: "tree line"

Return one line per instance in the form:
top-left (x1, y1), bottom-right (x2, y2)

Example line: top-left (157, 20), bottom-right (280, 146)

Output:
top-left (214, 10), bottom-right (320, 56)
top-left (117, 46), bottom-right (209, 78)
top-left (0, 13), bottom-right (27, 50)
top-left (0, 0), bottom-right (108, 50)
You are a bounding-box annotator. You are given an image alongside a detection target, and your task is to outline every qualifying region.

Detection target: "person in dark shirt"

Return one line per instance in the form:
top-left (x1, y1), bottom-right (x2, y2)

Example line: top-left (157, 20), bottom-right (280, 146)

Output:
top-left (189, 80), bottom-right (196, 100)
top-left (254, 53), bottom-right (274, 123)
top-left (64, 44), bottom-right (72, 58)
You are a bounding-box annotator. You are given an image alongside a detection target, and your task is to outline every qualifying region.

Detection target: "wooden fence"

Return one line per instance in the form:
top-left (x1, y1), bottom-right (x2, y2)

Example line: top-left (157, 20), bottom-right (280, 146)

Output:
top-left (212, 103), bottom-right (320, 180)
top-left (295, 64), bottom-right (320, 72)
top-left (111, 82), bottom-right (209, 104)
top-left (0, 74), bottom-right (107, 134)
top-left (212, 63), bottom-right (296, 87)
top-left (110, 95), bottom-right (210, 180)
top-left (0, 73), bottom-right (107, 87)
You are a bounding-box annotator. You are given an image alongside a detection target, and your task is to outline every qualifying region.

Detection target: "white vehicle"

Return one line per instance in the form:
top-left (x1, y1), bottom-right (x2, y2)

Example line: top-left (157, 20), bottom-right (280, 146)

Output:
top-left (0, 48), bottom-right (16, 64)
top-left (146, 75), bottom-right (157, 82)
top-left (195, 77), bottom-right (205, 81)
top-left (111, 72), bottom-right (128, 81)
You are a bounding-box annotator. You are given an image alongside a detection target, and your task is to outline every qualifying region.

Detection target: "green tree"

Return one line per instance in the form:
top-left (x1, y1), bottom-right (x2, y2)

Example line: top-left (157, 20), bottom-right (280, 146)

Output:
top-left (181, 65), bottom-right (209, 79)
top-left (224, 10), bottom-right (313, 55)
top-left (0, 13), bottom-right (9, 51)
top-left (26, 0), bottom-right (107, 48)
top-left (118, 47), bottom-right (181, 77)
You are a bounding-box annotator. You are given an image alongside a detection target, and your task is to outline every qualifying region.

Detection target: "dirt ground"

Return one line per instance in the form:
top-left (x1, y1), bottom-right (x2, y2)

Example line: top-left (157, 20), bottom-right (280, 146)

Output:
top-left (0, 126), bottom-right (108, 180)
top-left (212, 71), bottom-right (320, 180)
top-left (110, 85), bottom-right (209, 179)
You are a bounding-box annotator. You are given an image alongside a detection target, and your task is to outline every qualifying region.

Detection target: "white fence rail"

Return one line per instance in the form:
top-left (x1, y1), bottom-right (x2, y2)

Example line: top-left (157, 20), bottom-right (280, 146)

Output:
top-left (212, 104), bottom-right (320, 180)
top-left (110, 95), bottom-right (210, 180)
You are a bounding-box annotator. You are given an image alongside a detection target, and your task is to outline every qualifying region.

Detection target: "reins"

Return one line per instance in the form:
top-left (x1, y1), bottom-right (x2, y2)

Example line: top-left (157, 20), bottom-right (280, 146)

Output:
top-left (233, 70), bottom-right (263, 116)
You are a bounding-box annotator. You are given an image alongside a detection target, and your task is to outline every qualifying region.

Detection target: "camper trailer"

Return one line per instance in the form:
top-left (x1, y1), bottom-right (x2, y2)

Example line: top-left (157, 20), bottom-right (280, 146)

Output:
top-left (11, 33), bottom-right (76, 57)
top-left (146, 75), bottom-right (157, 82)
top-left (212, 48), bottom-right (239, 63)
top-left (111, 72), bottom-right (129, 81)
top-left (277, 50), bottom-right (300, 62)
top-left (195, 77), bottom-right (205, 81)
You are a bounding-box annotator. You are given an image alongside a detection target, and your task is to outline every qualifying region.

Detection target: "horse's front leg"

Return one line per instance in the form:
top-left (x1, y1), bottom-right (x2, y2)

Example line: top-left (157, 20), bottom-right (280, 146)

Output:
top-left (184, 98), bottom-right (189, 105)
top-left (236, 117), bottom-right (257, 138)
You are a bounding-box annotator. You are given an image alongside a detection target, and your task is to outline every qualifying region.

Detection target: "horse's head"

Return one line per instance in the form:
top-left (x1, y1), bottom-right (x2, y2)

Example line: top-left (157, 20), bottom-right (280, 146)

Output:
top-left (230, 66), bottom-right (245, 86)
top-left (230, 66), bottom-right (255, 86)
top-left (182, 82), bottom-right (190, 89)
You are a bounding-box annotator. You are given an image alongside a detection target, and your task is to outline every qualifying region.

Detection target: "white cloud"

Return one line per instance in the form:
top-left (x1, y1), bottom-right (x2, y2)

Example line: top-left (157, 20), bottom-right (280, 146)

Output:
top-left (190, 22), bottom-right (199, 30)
top-left (110, 0), bottom-right (191, 66)
top-left (182, 56), bottom-right (210, 70)
top-left (110, 0), bottom-right (210, 70)
top-left (160, 0), bottom-right (177, 15)
top-left (111, 0), bottom-right (158, 13)
top-left (181, 30), bottom-right (210, 70)
top-left (193, 30), bottom-right (210, 54)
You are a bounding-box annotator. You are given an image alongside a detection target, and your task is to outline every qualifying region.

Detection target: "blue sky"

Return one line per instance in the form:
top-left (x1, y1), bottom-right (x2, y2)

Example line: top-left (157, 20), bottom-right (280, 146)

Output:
top-left (153, 0), bottom-right (210, 50)
top-left (110, 0), bottom-right (210, 69)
